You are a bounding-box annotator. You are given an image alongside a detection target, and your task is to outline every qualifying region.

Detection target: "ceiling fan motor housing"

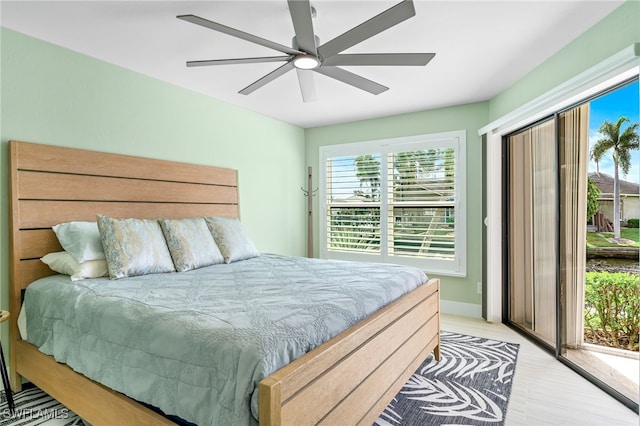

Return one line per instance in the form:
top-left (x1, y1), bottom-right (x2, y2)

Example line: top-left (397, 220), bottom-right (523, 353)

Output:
top-left (292, 35), bottom-right (322, 69)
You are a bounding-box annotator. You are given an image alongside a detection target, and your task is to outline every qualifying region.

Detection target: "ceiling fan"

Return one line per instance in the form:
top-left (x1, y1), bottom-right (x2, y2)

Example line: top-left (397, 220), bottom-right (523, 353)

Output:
top-left (177, 0), bottom-right (435, 102)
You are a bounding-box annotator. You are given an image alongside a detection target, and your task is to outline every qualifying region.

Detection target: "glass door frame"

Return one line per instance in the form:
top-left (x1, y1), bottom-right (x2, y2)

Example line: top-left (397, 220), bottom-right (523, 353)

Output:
top-left (501, 77), bottom-right (639, 412)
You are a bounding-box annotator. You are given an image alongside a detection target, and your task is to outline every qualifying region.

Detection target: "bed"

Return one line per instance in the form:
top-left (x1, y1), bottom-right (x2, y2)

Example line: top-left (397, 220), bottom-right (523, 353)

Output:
top-left (8, 140), bottom-right (441, 425)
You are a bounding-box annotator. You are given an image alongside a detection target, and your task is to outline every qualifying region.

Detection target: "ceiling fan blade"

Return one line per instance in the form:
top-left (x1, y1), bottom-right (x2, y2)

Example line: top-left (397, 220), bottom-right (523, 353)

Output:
top-left (323, 53), bottom-right (435, 67)
top-left (178, 14), bottom-right (303, 56)
top-left (296, 69), bottom-right (317, 102)
top-left (314, 66), bottom-right (388, 95)
top-left (239, 62), bottom-right (295, 95)
top-left (287, 0), bottom-right (317, 54)
top-left (317, 0), bottom-right (416, 59)
top-left (187, 56), bottom-right (290, 67)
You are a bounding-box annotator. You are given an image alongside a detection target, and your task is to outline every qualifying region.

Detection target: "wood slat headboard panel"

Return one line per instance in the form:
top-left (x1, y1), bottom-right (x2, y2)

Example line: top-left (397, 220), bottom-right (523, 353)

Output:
top-left (14, 140), bottom-right (237, 186)
top-left (18, 170), bottom-right (239, 204)
top-left (18, 201), bottom-right (239, 229)
top-left (9, 140), bottom-right (240, 332)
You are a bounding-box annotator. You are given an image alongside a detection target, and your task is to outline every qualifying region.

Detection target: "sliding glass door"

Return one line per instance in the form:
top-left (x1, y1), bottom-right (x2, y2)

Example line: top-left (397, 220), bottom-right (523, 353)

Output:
top-left (504, 83), bottom-right (639, 411)
top-left (558, 95), bottom-right (639, 409)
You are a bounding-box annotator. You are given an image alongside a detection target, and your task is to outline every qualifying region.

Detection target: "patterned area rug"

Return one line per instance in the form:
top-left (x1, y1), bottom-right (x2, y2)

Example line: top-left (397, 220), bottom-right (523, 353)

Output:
top-left (0, 332), bottom-right (519, 426)
top-left (375, 331), bottom-right (520, 426)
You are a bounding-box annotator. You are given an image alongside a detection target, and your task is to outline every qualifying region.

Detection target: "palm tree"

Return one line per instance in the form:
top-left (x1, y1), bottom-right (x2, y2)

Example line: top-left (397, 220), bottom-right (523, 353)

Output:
top-left (590, 116), bottom-right (639, 240)
top-left (354, 154), bottom-right (381, 200)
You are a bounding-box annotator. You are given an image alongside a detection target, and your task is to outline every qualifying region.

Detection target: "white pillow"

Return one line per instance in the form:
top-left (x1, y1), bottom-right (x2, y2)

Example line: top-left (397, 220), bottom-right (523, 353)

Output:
top-left (52, 221), bottom-right (105, 263)
top-left (41, 251), bottom-right (108, 281)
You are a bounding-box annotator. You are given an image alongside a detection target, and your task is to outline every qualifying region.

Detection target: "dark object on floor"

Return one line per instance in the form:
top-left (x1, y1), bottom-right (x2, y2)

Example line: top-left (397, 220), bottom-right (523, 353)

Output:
top-left (0, 311), bottom-right (13, 415)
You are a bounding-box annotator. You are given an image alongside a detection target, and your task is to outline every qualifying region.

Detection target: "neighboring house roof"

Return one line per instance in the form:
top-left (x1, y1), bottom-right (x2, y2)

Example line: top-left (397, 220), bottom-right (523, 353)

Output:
top-left (588, 172), bottom-right (639, 196)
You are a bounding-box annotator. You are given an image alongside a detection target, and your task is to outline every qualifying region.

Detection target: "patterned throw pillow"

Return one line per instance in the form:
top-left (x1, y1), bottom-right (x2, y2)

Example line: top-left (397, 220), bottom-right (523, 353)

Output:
top-left (97, 215), bottom-right (176, 279)
top-left (159, 217), bottom-right (224, 272)
top-left (204, 217), bottom-right (260, 264)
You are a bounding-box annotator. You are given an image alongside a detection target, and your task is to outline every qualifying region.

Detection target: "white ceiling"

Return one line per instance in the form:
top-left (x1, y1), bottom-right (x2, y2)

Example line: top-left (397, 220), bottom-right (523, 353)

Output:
top-left (0, 1), bottom-right (624, 128)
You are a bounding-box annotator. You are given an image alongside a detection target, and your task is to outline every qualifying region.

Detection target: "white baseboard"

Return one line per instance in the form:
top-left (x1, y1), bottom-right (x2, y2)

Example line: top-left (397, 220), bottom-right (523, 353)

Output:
top-left (441, 300), bottom-right (482, 318)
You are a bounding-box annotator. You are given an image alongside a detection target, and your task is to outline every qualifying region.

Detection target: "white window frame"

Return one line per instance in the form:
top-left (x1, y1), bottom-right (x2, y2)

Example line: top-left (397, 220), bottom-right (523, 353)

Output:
top-left (319, 130), bottom-right (467, 276)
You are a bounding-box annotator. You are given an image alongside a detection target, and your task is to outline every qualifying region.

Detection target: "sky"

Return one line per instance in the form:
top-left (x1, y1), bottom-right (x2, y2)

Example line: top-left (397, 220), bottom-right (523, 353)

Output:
top-left (588, 80), bottom-right (639, 184)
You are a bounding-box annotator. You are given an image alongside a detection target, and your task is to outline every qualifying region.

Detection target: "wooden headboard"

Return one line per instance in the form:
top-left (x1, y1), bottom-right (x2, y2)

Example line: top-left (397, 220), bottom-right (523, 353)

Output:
top-left (8, 140), bottom-right (239, 350)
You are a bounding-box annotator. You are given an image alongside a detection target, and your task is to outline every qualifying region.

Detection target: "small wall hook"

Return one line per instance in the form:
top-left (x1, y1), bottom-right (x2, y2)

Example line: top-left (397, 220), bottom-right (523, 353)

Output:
top-left (301, 187), bottom-right (318, 197)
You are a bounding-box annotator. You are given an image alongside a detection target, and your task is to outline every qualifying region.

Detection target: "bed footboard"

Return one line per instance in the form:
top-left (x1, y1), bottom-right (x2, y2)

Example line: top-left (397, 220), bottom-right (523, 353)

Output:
top-left (259, 278), bottom-right (440, 425)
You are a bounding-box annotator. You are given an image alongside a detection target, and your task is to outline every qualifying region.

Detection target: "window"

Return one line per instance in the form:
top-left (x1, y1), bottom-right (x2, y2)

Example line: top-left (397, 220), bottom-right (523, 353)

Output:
top-left (320, 131), bottom-right (466, 276)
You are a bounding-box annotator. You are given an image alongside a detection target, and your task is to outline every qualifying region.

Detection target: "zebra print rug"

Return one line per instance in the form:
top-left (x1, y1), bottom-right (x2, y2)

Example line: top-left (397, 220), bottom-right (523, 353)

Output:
top-left (0, 384), bottom-right (84, 426)
top-left (0, 332), bottom-right (518, 426)
top-left (375, 331), bottom-right (519, 426)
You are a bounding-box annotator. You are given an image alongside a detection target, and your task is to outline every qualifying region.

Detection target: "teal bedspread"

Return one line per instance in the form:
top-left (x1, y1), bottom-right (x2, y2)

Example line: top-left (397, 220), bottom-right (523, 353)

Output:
top-left (25, 254), bottom-right (427, 426)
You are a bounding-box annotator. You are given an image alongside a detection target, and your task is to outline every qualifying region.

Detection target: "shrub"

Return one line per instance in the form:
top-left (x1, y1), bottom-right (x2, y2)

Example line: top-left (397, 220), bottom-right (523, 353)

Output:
top-left (586, 177), bottom-right (600, 219)
top-left (627, 218), bottom-right (639, 228)
top-left (584, 271), bottom-right (639, 351)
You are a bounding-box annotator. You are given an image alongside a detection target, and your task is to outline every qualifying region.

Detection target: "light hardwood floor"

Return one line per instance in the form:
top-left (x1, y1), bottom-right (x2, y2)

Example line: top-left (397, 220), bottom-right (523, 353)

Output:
top-left (441, 314), bottom-right (639, 426)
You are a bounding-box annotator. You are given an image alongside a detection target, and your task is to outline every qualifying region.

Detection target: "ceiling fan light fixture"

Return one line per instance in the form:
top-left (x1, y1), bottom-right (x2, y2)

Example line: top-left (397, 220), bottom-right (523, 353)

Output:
top-left (293, 55), bottom-right (320, 70)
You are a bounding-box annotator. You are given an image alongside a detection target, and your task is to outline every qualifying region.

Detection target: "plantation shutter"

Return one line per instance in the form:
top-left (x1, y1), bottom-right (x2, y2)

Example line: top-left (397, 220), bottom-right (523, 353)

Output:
top-left (326, 155), bottom-right (381, 253)
top-left (320, 131), bottom-right (466, 276)
top-left (389, 148), bottom-right (456, 260)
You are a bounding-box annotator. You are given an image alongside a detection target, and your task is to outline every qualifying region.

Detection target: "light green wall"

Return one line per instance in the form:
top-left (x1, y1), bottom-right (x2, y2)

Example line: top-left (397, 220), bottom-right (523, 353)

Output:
top-left (305, 102), bottom-right (489, 306)
top-left (489, 0), bottom-right (640, 121)
top-left (0, 29), bottom-right (307, 327)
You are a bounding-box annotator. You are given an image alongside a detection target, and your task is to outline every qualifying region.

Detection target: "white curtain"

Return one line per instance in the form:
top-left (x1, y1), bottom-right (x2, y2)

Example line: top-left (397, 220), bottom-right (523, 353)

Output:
top-left (508, 119), bottom-right (557, 345)
top-left (531, 120), bottom-right (557, 344)
top-left (559, 104), bottom-right (589, 349)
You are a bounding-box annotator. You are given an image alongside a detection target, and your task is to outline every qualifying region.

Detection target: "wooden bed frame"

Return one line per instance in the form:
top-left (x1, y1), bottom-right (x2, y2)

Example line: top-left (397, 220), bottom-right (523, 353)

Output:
top-left (8, 140), bottom-right (440, 425)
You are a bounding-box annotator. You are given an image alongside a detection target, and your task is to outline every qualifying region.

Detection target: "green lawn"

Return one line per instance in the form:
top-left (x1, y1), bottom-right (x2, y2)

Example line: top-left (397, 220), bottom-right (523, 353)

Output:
top-left (587, 228), bottom-right (639, 247)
